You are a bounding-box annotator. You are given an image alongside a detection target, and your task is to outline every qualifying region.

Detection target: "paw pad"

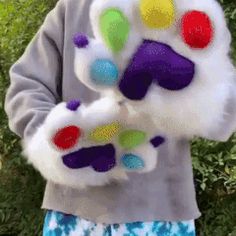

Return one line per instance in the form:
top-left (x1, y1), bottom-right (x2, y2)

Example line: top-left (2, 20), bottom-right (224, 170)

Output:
top-left (59, 121), bottom-right (165, 172)
top-left (100, 8), bottom-right (130, 53)
top-left (62, 144), bottom-right (116, 172)
top-left (89, 122), bottom-right (122, 143)
top-left (66, 100), bottom-right (81, 111)
top-left (91, 144), bottom-right (116, 172)
top-left (150, 136), bottom-right (166, 148)
top-left (90, 59), bottom-right (119, 86)
top-left (139, 0), bottom-right (175, 29)
top-left (73, 33), bottom-right (89, 48)
top-left (118, 130), bottom-right (147, 150)
top-left (121, 154), bottom-right (145, 170)
top-left (52, 126), bottom-right (81, 150)
top-left (181, 10), bottom-right (214, 49)
top-left (119, 40), bottom-right (195, 99)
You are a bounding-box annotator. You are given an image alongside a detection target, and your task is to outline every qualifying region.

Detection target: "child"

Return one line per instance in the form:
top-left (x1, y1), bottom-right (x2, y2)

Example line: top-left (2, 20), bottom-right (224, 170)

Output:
top-left (5, 0), bottom-right (236, 235)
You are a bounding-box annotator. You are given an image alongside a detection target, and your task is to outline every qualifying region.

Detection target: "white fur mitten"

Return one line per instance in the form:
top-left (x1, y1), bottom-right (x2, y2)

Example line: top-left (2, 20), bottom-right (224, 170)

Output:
top-left (23, 98), bottom-right (164, 189)
top-left (73, 0), bottom-right (236, 139)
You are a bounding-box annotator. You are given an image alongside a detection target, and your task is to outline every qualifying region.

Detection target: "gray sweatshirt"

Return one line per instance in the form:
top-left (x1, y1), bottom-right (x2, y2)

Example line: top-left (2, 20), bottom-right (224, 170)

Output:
top-left (4, 0), bottom-right (236, 224)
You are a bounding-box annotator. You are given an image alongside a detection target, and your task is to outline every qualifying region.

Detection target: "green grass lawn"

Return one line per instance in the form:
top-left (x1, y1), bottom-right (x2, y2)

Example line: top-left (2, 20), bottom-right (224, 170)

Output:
top-left (0, 0), bottom-right (236, 235)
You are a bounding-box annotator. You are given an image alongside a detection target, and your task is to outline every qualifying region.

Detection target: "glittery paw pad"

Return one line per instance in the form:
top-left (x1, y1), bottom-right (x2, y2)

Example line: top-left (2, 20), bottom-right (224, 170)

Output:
top-left (62, 144), bottom-right (116, 172)
top-left (49, 100), bottom-right (166, 173)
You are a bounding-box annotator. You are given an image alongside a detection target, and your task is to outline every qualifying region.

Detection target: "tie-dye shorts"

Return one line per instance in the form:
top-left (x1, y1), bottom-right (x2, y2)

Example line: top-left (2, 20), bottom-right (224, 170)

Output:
top-left (43, 210), bottom-right (196, 236)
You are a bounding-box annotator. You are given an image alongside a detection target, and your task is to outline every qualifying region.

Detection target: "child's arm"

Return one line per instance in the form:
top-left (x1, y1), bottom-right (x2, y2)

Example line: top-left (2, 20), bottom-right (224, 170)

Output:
top-left (4, 0), bottom-right (65, 141)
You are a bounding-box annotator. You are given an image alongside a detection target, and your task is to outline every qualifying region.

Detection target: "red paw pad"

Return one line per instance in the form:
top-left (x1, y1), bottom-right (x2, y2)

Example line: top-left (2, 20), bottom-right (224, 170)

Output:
top-left (52, 126), bottom-right (81, 150)
top-left (181, 10), bottom-right (214, 49)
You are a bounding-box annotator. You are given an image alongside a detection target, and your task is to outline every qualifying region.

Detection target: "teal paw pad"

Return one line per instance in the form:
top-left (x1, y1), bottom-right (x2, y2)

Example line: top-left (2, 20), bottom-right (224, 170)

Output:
top-left (90, 59), bottom-right (119, 86)
top-left (121, 154), bottom-right (145, 170)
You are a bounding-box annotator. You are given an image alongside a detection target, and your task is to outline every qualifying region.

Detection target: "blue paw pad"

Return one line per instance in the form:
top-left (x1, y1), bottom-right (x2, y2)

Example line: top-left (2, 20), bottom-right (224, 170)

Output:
top-left (90, 59), bottom-right (119, 86)
top-left (121, 154), bottom-right (145, 170)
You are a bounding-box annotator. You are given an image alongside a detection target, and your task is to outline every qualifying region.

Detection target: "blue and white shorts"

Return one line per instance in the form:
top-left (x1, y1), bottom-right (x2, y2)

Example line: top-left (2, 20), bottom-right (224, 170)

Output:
top-left (43, 210), bottom-right (196, 236)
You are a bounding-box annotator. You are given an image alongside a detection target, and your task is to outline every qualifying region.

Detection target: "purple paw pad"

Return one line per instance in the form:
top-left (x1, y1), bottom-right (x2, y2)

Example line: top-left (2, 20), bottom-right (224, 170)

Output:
top-left (150, 136), bottom-right (166, 148)
top-left (91, 153), bottom-right (116, 172)
top-left (73, 33), bottom-right (89, 48)
top-left (119, 70), bottom-right (152, 100)
top-left (119, 40), bottom-right (195, 100)
top-left (62, 148), bottom-right (92, 169)
top-left (62, 144), bottom-right (116, 172)
top-left (66, 100), bottom-right (81, 111)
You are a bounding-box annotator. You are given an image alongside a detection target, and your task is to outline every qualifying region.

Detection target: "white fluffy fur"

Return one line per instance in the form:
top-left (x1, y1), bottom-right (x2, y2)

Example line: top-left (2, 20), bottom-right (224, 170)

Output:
top-left (75, 0), bottom-right (236, 137)
top-left (74, 39), bottom-right (126, 101)
top-left (125, 0), bottom-right (235, 138)
top-left (26, 0), bottom-right (235, 189)
top-left (23, 125), bottom-right (127, 189)
top-left (23, 98), bottom-right (130, 189)
top-left (43, 97), bottom-right (124, 149)
top-left (134, 0), bottom-right (231, 53)
top-left (23, 96), bottom-right (160, 188)
top-left (74, 40), bottom-right (115, 93)
top-left (128, 52), bottom-right (235, 138)
top-left (124, 143), bottom-right (158, 173)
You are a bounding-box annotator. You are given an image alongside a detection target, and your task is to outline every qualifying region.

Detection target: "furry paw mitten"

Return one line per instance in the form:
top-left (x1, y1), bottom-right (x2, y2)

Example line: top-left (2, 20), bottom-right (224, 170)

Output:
top-left (73, 0), bottom-right (236, 139)
top-left (23, 98), bottom-right (165, 189)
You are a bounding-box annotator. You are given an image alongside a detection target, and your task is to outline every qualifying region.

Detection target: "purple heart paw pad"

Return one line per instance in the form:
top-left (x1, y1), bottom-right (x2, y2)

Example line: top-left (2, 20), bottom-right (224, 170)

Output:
top-left (62, 144), bottom-right (116, 172)
top-left (119, 40), bottom-right (195, 100)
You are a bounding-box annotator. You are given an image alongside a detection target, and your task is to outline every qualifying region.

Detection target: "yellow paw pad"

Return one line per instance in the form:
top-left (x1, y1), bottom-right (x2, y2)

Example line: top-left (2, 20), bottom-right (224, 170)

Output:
top-left (89, 122), bottom-right (122, 143)
top-left (139, 0), bottom-right (175, 29)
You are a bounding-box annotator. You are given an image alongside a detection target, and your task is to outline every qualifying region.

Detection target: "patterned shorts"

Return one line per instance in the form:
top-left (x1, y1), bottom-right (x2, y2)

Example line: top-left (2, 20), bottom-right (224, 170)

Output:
top-left (43, 210), bottom-right (196, 236)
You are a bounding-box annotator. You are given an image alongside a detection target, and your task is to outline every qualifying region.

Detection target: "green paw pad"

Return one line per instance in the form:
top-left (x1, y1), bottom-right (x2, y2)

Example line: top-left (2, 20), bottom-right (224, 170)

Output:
top-left (100, 8), bottom-right (130, 53)
top-left (118, 130), bottom-right (147, 150)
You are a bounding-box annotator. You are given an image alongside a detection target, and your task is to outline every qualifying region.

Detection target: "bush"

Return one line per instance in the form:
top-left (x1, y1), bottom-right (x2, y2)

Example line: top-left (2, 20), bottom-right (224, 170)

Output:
top-left (0, 0), bottom-right (236, 235)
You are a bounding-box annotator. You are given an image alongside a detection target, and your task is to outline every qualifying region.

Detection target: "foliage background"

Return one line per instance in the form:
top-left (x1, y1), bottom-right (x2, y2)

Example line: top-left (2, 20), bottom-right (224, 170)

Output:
top-left (0, 0), bottom-right (236, 235)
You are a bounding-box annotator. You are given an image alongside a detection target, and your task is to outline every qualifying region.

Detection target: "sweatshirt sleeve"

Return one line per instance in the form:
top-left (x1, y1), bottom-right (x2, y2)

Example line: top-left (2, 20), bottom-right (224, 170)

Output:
top-left (4, 0), bottom-right (66, 140)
